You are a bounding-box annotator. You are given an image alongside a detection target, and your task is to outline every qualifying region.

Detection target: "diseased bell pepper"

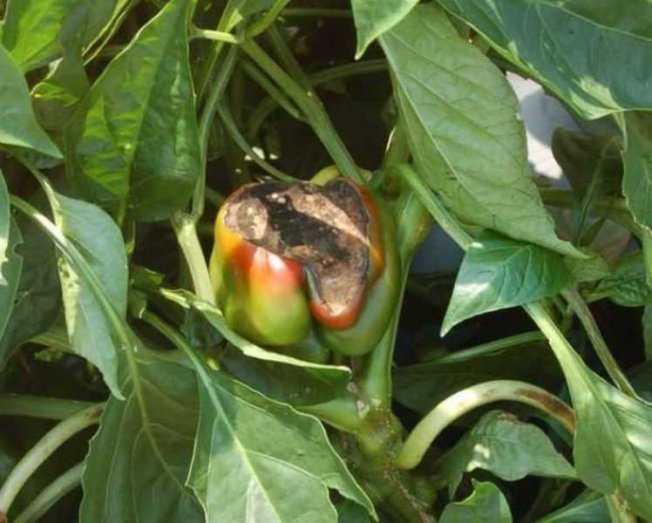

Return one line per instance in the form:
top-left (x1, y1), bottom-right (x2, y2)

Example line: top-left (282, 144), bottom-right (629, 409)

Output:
top-left (209, 188), bottom-right (311, 346)
top-left (209, 177), bottom-right (400, 356)
top-left (313, 194), bottom-right (400, 356)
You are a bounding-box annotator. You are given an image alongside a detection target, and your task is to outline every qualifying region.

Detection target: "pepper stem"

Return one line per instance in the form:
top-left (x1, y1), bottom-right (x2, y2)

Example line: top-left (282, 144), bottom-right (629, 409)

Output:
top-left (172, 213), bottom-right (215, 306)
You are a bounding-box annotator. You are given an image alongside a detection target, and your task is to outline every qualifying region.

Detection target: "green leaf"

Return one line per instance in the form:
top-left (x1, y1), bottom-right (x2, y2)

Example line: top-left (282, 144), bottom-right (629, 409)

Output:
top-left (622, 112), bottom-right (652, 231)
top-left (2, 0), bottom-right (118, 72)
top-left (529, 305), bottom-right (652, 521)
top-left (394, 333), bottom-right (561, 414)
top-left (573, 376), bottom-right (652, 520)
top-left (65, 0), bottom-right (201, 222)
top-left (0, 202), bottom-right (60, 369)
top-left (563, 249), bottom-right (611, 284)
top-left (438, 0), bottom-right (652, 119)
top-left (47, 190), bottom-right (128, 399)
top-left (221, 345), bottom-right (351, 406)
top-left (187, 364), bottom-right (374, 521)
top-left (351, 0), bottom-right (419, 58)
top-left (380, 4), bottom-right (579, 257)
top-left (81, 352), bottom-right (203, 522)
top-left (0, 45), bottom-right (61, 158)
top-left (552, 130), bottom-right (621, 202)
top-left (537, 491), bottom-right (609, 523)
top-left (30, 0), bottom-right (95, 133)
top-left (442, 233), bottom-right (571, 334)
top-left (162, 289), bottom-right (352, 384)
top-left (0, 219), bottom-right (23, 346)
top-left (337, 499), bottom-right (373, 523)
top-left (439, 410), bottom-right (575, 496)
top-left (588, 251), bottom-right (650, 307)
top-left (440, 480), bottom-right (512, 523)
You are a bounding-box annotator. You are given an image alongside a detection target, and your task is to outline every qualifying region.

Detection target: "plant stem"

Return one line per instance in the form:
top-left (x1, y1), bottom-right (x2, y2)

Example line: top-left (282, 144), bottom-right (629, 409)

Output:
top-left (196, 1), bottom-right (242, 100)
top-left (383, 123), bottom-right (411, 171)
top-left (282, 8), bottom-right (352, 18)
top-left (13, 462), bottom-right (84, 523)
top-left (396, 380), bottom-right (575, 470)
top-left (434, 331), bottom-right (546, 363)
top-left (171, 213), bottom-right (215, 306)
top-left (0, 395), bottom-right (100, 421)
top-left (247, 0), bottom-right (290, 37)
top-left (562, 288), bottom-right (637, 398)
top-left (195, 44), bottom-right (239, 220)
top-left (247, 59), bottom-right (387, 138)
top-left (641, 229), bottom-right (652, 289)
top-left (397, 164), bottom-right (473, 249)
top-left (239, 39), bottom-right (363, 183)
top-left (300, 396), bottom-right (364, 433)
top-left (217, 103), bottom-right (296, 182)
top-left (240, 59), bottom-right (302, 120)
top-left (358, 316), bottom-right (400, 409)
top-left (0, 405), bottom-right (102, 514)
top-left (539, 188), bottom-right (640, 236)
top-left (190, 27), bottom-right (239, 44)
top-left (311, 59), bottom-right (388, 87)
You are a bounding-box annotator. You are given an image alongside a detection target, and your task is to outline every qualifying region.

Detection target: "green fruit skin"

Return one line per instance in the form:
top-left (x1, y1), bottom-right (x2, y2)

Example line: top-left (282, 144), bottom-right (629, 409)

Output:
top-left (209, 236), bottom-right (311, 348)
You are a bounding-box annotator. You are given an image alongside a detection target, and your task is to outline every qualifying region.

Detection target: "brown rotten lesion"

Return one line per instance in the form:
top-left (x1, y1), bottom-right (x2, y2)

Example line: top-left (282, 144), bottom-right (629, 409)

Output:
top-left (222, 179), bottom-right (375, 320)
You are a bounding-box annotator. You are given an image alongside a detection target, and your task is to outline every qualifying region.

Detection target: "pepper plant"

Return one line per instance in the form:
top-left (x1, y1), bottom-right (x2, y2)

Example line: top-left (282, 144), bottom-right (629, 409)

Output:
top-left (0, 0), bottom-right (651, 522)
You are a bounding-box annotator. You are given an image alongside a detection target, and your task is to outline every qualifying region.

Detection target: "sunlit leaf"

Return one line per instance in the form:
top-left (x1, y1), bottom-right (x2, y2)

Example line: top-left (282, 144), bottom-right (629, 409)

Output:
top-left (380, 4), bottom-right (580, 257)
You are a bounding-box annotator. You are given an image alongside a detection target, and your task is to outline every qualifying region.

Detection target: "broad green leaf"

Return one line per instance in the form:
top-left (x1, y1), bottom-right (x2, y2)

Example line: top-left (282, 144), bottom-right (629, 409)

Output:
top-left (32, 44), bottom-right (89, 132)
top-left (588, 251), bottom-right (650, 307)
top-left (552, 130), bottom-right (621, 202)
top-left (537, 491), bottom-right (609, 523)
top-left (2, 0), bottom-right (118, 71)
top-left (442, 233), bottom-right (571, 334)
top-left (47, 190), bottom-right (128, 399)
top-left (162, 289), bottom-right (352, 383)
top-left (0, 46), bottom-right (61, 158)
top-left (551, 129), bottom-right (622, 242)
top-left (0, 220), bottom-right (23, 347)
top-left (439, 410), bottom-right (575, 496)
top-left (187, 364), bottom-right (374, 521)
top-left (337, 500), bottom-right (373, 523)
top-left (572, 376), bottom-right (652, 520)
top-left (394, 333), bottom-right (561, 414)
top-left (0, 204), bottom-right (60, 369)
top-left (438, 0), bottom-right (652, 118)
top-left (81, 352), bottom-right (203, 522)
top-left (622, 112), bottom-right (652, 230)
top-left (351, 0), bottom-right (419, 58)
top-left (380, 5), bottom-right (579, 257)
top-left (528, 304), bottom-right (652, 521)
top-left (563, 249), bottom-right (610, 284)
top-left (440, 480), bottom-right (512, 523)
top-left (30, 0), bottom-right (95, 132)
top-left (65, 0), bottom-right (201, 222)
top-left (221, 344), bottom-right (352, 406)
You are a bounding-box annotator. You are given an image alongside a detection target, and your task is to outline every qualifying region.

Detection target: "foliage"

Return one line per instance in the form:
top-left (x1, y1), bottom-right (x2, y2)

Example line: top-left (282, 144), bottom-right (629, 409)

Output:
top-left (0, 1), bottom-right (651, 521)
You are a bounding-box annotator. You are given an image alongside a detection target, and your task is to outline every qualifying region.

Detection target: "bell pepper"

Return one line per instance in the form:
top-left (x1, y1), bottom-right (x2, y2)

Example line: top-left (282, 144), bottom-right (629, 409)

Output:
top-left (313, 195), bottom-right (400, 356)
top-left (209, 186), bottom-right (311, 346)
top-left (210, 177), bottom-right (400, 355)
